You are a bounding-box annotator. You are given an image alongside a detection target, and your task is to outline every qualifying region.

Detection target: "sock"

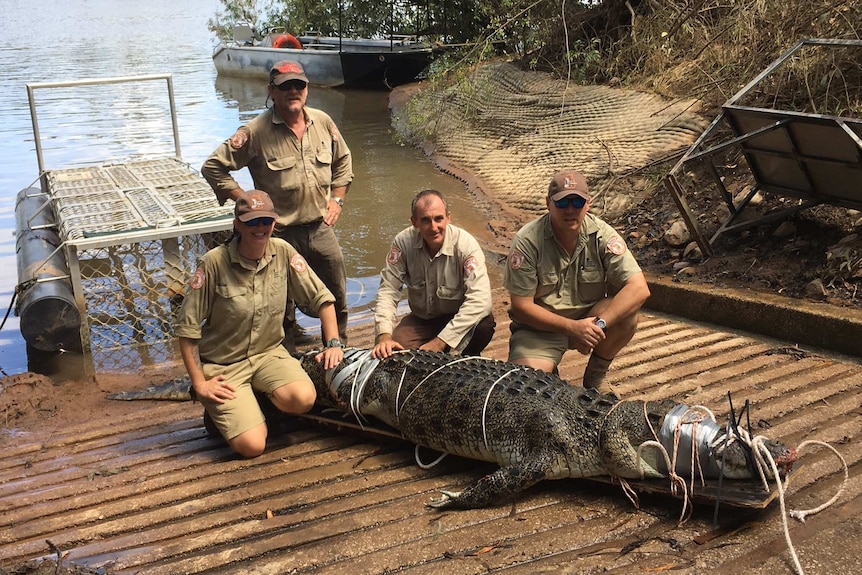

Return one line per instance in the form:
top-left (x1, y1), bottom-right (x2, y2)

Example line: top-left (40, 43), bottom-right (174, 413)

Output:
top-left (582, 354), bottom-right (613, 392)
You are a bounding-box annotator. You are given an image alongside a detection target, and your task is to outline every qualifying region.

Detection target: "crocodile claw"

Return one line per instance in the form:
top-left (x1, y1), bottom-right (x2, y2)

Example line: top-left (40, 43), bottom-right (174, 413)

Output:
top-left (427, 489), bottom-right (462, 509)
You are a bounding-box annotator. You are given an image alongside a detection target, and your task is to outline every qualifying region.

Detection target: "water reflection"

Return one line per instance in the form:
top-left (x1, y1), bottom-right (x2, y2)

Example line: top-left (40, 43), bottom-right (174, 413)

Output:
top-left (0, 0), bottom-right (495, 379)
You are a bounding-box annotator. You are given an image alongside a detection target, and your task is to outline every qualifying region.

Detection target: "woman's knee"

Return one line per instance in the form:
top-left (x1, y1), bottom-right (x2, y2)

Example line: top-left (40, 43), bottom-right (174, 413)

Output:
top-left (271, 381), bottom-right (317, 414)
top-left (229, 425), bottom-right (267, 458)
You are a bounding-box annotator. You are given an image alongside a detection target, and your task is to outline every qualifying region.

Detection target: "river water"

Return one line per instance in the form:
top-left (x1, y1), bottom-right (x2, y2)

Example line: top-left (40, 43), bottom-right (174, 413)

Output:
top-left (0, 0), bottom-right (492, 378)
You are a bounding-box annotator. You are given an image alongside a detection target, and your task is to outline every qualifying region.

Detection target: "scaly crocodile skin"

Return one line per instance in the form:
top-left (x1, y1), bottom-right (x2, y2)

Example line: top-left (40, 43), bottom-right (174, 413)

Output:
top-left (300, 348), bottom-right (796, 509)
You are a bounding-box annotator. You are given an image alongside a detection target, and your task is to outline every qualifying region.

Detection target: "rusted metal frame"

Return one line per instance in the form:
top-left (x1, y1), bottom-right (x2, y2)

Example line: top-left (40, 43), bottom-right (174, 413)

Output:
top-left (706, 159), bottom-right (736, 213)
top-left (838, 118), bottom-right (862, 151)
top-left (710, 199), bottom-right (823, 245)
top-left (682, 117), bottom-right (790, 164)
top-left (666, 111), bottom-right (727, 178)
top-left (664, 116), bottom-right (791, 256)
top-left (663, 173), bottom-right (714, 257)
top-left (663, 112), bottom-right (733, 258)
top-left (723, 38), bottom-right (812, 107)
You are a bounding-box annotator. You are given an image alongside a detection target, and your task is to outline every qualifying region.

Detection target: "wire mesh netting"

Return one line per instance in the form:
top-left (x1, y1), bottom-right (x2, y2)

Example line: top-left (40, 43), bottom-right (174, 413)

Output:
top-left (43, 157), bottom-right (235, 359)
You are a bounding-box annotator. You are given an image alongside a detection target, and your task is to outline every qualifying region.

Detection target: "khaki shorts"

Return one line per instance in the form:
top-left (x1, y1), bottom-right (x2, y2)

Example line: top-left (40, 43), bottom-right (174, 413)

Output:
top-left (507, 324), bottom-right (570, 365)
top-left (200, 347), bottom-right (311, 440)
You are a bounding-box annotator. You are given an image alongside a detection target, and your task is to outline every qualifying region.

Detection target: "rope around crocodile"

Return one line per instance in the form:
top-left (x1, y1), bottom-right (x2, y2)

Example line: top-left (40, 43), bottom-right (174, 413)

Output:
top-left (324, 348), bottom-right (847, 575)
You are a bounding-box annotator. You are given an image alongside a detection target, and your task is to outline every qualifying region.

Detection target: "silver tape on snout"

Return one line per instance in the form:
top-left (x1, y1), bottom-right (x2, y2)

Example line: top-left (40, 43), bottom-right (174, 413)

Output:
top-left (657, 404), bottom-right (723, 478)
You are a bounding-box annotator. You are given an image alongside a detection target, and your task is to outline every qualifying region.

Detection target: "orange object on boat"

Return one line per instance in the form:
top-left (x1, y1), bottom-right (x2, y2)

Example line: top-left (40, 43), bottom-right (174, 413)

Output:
top-left (272, 34), bottom-right (302, 50)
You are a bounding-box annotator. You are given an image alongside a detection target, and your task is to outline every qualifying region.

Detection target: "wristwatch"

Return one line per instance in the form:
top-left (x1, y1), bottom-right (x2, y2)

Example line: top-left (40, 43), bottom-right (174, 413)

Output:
top-left (332, 196), bottom-right (345, 208)
top-left (325, 338), bottom-right (345, 349)
top-left (594, 317), bottom-right (607, 333)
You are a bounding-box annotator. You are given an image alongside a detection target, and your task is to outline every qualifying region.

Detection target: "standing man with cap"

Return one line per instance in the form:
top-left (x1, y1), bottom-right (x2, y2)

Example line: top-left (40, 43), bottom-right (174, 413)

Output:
top-left (202, 60), bottom-right (353, 353)
top-left (176, 190), bottom-right (344, 458)
top-left (503, 169), bottom-right (650, 396)
top-left (371, 189), bottom-right (495, 359)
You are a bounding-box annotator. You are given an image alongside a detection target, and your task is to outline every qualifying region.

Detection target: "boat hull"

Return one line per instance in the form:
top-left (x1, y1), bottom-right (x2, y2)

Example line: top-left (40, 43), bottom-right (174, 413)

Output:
top-left (212, 44), bottom-right (432, 88)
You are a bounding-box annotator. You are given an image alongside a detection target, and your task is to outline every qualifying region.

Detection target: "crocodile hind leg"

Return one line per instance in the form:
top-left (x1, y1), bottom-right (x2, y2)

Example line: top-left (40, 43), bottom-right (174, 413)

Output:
top-left (427, 458), bottom-right (550, 509)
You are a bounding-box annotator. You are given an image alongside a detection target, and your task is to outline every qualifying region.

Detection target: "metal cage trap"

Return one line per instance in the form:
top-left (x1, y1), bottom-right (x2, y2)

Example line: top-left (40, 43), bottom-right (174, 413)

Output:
top-left (18, 75), bottom-right (234, 369)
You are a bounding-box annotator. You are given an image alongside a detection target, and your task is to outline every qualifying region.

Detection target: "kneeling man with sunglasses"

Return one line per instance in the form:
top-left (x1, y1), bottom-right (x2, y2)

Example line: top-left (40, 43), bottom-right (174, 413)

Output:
top-left (503, 170), bottom-right (650, 397)
top-left (176, 190), bottom-right (344, 458)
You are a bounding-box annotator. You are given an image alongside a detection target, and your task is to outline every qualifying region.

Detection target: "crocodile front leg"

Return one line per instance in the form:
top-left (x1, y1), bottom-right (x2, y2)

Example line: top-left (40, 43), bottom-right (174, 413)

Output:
top-left (428, 459), bottom-right (549, 509)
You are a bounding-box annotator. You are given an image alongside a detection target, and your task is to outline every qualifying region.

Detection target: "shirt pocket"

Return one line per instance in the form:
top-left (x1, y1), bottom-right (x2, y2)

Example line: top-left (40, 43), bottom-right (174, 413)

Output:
top-left (436, 285), bottom-right (464, 315)
top-left (577, 268), bottom-right (606, 303)
top-left (315, 147), bottom-right (332, 166)
top-left (265, 155), bottom-right (300, 191)
top-left (535, 271), bottom-right (559, 299)
top-left (213, 284), bottom-right (247, 320)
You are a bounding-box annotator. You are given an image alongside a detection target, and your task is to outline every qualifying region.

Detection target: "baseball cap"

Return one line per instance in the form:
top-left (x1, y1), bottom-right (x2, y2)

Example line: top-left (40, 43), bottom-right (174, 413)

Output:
top-left (269, 60), bottom-right (309, 85)
top-left (548, 170), bottom-right (590, 202)
top-left (235, 190), bottom-right (277, 222)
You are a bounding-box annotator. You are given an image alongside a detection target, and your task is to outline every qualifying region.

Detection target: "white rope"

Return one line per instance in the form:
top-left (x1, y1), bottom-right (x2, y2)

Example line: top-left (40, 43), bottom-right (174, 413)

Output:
top-left (398, 355), bottom-right (480, 413)
top-left (414, 444), bottom-right (448, 469)
top-left (637, 440), bottom-right (692, 524)
top-left (701, 417), bottom-right (847, 575)
top-left (788, 439), bottom-right (848, 521)
top-left (481, 368), bottom-right (519, 451)
top-left (762, 439), bottom-right (849, 575)
top-left (326, 349), bottom-right (378, 429)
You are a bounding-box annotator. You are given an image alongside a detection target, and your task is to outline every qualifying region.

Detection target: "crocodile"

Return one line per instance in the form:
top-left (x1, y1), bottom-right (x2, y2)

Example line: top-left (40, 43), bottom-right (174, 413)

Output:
top-left (107, 377), bottom-right (193, 401)
top-left (299, 348), bottom-right (797, 509)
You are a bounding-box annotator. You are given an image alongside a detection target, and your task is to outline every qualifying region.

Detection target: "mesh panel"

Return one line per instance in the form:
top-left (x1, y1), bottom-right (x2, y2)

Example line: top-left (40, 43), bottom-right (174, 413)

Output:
top-left (44, 157), bottom-right (235, 360)
top-left (77, 232), bottom-right (230, 357)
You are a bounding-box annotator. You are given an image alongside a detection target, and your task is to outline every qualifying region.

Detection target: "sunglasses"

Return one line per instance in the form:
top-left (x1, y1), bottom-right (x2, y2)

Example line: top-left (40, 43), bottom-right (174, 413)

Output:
top-left (243, 217), bottom-right (275, 227)
top-left (552, 196), bottom-right (587, 209)
top-left (274, 79), bottom-right (308, 91)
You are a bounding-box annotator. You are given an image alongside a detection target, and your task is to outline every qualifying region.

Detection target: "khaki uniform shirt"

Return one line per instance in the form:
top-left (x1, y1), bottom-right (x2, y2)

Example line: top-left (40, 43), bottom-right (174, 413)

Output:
top-left (176, 237), bottom-right (334, 365)
top-left (504, 213), bottom-right (642, 321)
top-left (201, 106), bottom-right (353, 227)
top-left (374, 224), bottom-right (492, 349)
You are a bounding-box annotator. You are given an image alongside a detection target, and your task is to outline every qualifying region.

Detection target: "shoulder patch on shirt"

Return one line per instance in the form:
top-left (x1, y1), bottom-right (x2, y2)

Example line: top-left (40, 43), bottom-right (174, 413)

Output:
top-left (463, 255), bottom-right (479, 277)
top-left (387, 246), bottom-right (402, 265)
top-left (290, 253), bottom-right (308, 273)
top-left (190, 268), bottom-right (206, 290)
top-left (330, 123), bottom-right (340, 142)
top-left (509, 249), bottom-right (526, 270)
top-left (228, 127), bottom-right (250, 150)
top-left (607, 235), bottom-right (627, 256)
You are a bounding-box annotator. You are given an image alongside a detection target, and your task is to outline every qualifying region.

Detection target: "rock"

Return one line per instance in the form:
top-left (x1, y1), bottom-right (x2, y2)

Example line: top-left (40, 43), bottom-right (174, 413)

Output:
top-left (683, 241), bottom-right (703, 260)
top-left (804, 278), bottom-right (827, 300)
top-left (734, 186), bottom-right (763, 207)
top-left (676, 266), bottom-right (698, 276)
top-left (663, 220), bottom-right (690, 247)
top-left (673, 261), bottom-right (691, 271)
top-left (773, 221), bottom-right (796, 238)
top-left (715, 204), bottom-right (732, 223)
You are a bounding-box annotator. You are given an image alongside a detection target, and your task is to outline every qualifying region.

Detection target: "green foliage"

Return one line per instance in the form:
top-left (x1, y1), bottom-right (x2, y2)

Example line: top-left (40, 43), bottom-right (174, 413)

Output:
top-left (207, 0), bottom-right (262, 43)
top-left (208, 0), bottom-right (466, 41)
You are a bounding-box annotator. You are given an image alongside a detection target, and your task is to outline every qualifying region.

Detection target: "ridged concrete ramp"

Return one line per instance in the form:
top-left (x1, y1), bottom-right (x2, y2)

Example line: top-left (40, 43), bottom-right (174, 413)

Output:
top-left (2, 284), bottom-right (860, 575)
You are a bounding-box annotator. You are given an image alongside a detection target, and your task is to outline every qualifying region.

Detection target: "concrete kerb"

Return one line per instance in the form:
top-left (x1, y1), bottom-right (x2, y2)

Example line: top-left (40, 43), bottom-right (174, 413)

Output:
top-left (645, 272), bottom-right (862, 359)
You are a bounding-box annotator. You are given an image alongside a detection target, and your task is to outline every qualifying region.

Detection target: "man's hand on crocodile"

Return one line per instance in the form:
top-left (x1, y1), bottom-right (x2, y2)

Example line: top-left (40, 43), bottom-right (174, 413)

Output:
top-left (316, 346), bottom-right (344, 370)
top-left (372, 334), bottom-right (404, 359)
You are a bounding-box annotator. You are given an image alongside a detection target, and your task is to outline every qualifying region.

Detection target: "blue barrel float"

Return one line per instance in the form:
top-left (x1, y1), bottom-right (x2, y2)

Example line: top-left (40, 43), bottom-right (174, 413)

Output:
top-left (14, 186), bottom-right (81, 352)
